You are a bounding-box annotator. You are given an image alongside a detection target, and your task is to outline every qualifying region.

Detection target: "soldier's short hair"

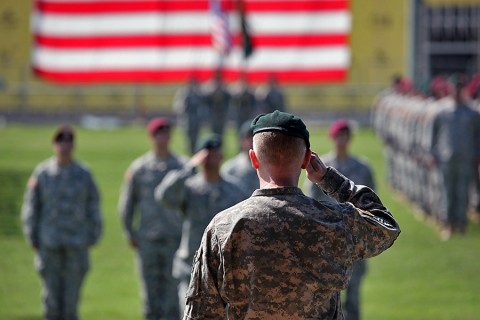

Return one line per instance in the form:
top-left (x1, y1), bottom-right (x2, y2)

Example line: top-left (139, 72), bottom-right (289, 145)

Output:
top-left (253, 131), bottom-right (306, 167)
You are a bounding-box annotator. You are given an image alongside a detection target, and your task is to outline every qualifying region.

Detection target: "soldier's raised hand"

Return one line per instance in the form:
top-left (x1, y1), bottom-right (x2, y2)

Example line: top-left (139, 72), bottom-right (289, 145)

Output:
top-left (306, 151), bottom-right (327, 184)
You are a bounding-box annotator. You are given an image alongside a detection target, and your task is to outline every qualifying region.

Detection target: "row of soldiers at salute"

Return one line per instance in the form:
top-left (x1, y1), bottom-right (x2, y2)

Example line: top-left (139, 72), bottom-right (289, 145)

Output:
top-left (173, 72), bottom-right (286, 154)
top-left (373, 74), bottom-right (480, 240)
top-left (21, 109), bottom-right (397, 319)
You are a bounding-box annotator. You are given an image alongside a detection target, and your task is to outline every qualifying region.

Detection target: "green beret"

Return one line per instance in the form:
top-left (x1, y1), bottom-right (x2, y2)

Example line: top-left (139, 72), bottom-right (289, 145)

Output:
top-left (239, 119), bottom-right (254, 138)
top-left (251, 110), bottom-right (310, 148)
top-left (195, 134), bottom-right (222, 152)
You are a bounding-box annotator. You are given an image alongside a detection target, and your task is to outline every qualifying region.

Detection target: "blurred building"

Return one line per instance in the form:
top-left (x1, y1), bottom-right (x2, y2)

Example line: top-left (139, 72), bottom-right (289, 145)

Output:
top-left (414, 0), bottom-right (480, 85)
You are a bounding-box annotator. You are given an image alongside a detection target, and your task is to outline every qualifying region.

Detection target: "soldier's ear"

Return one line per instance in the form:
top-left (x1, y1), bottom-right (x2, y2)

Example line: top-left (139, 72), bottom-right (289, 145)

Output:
top-left (301, 149), bottom-right (312, 169)
top-left (249, 149), bottom-right (259, 169)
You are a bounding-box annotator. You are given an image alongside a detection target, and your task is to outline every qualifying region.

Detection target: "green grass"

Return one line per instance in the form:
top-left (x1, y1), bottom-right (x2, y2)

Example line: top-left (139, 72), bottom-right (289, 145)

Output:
top-left (1, 124), bottom-right (479, 320)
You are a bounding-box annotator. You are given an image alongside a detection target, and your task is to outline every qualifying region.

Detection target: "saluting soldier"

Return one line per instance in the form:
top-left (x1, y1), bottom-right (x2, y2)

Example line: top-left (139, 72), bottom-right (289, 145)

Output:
top-left (183, 111), bottom-right (400, 319)
top-left (155, 134), bottom-right (247, 315)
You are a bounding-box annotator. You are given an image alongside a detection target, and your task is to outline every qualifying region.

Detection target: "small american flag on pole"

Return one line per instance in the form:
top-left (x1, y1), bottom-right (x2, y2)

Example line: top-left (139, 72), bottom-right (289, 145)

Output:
top-left (209, 0), bottom-right (232, 57)
top-left (32, 0), bottom-right (351, 84)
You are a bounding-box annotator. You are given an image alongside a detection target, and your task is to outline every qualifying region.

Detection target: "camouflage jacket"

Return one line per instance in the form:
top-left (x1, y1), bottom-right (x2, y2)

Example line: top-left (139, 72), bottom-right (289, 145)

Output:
top-left (21, 157), bottom-right (102, 249)
top-left (431, 103), bottom-right (480, 163)
top-left (119, 151), bottom-right (186, 243)
top-left (183, 167), bottom-right (400, 320)
top-left (155, 166), bottom-right (248, 279)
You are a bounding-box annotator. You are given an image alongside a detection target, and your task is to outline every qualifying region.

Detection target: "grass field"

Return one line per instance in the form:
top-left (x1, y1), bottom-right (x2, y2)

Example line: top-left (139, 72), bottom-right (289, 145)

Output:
top-left (1, 123), bottom-right (479, 320)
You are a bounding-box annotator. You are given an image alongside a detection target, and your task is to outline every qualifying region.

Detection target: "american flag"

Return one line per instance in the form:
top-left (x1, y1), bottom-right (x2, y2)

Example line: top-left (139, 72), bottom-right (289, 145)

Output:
top-left (209, 0), bottom-right (232, 56)
top-left (32, 0), bottom-right (351, 84)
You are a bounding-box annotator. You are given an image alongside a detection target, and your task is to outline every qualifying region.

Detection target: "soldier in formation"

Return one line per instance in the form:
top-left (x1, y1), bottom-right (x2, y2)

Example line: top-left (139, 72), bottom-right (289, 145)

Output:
top-left (203, 71), bottom-right (231, 138)
top-left (22, 125), bottom-right (103, 320)
top-left (373, 76), bottom-right (480, 240)
top-left (256, 74), bottom-right (287, 114)
top-left (174, 72), bottom-right (287, 147)
top-left (183, 110), bottom-right (400, 319)
top-left (230, 74), bottom-right (258, 135)
top-left (173, 77), bottom-right (205, 154)
top-left (118, 117), bottom-right (187, 320)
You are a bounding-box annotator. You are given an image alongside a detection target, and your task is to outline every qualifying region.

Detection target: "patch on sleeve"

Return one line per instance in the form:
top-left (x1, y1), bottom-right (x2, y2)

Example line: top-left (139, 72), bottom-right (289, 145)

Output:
top-left (123, 169), bottom-right (133, 181)
top-left (27, 177), bottom-right (37, 189)
top-left (358, 209), bottom-right (398, 231)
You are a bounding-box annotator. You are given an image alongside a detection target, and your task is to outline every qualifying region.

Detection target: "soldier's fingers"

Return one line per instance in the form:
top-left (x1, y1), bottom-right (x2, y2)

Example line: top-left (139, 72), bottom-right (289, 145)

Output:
top-left (309, 154), bottom-right (321, 172)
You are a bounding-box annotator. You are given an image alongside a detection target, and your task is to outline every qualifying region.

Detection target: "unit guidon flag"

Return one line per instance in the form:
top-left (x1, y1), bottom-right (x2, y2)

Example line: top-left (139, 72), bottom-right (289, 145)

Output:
top-left (32, 0), bottom-right (351, 83)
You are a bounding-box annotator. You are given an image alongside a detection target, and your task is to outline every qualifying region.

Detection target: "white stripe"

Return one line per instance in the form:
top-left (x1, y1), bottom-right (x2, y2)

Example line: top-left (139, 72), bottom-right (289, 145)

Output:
top-left (245, 11), bottom-right (350, 35)
top-left (33, 46), bottom-right (349, 71)
top-left (33, 11), bottom-right (350, 36)
top-left (33, 12), bottom-right (212, 36)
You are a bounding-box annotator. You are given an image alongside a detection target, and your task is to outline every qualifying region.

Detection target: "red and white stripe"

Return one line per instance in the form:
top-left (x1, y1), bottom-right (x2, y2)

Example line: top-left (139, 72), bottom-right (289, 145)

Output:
top-left (32, 0), bottom-right (351, 84)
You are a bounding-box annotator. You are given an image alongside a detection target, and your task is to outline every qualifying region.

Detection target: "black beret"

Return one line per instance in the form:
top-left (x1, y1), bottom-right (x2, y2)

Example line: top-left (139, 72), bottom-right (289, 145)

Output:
top-left (239, 119), bottom-right (254, 138)
top-left (250, 110), bottom-right (310, 148)
top-left (53, 125), bottom-right (75, 143)
top-left (195, 134), bottom-right (223, 152)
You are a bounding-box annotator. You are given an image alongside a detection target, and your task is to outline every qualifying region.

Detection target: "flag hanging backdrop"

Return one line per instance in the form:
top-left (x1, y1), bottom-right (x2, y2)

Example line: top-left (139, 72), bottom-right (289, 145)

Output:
top-left (32, 0), bottom-right (351, 84)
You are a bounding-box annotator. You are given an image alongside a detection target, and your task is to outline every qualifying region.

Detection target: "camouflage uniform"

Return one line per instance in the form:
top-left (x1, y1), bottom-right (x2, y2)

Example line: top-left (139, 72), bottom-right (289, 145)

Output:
top-left (204, 82), bottom-right (231, 137)
top-left (173, 81), bottom-right (206, 154)
top-left (257, 82), bottom-right (286, 114)
top-left (119, 151), bottom-right (186, 320)
top-left (154, 166), bottom-right (247, 314)
top-left (183, 167), bottom-right (400, 320)
top-left (304, 153), bottom-right (375, 320)
top-left (230, 84), bottom-right (257, 134)
top-left (431, 102), bottom-right (480, 231)
top-left (221, 152), bottom-right (259, 196)
top-left (22, 157), bottom-right (102, 320)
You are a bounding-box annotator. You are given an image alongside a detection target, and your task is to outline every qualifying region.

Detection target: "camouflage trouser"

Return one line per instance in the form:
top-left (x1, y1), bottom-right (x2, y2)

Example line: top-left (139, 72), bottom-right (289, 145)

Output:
top-left (470, 165), bottom-right (480, 212)
top-left (343, 260), bottom-right (367, 320)
top-left (187, 120), bottom-right (200, 155)
top-left (137, 238), bottom-right (180, 320)
top-left (35, 246), bottom-right (89, 320)
top-left (439, 160), bottom-right (473, 230)
top-left (210, 112), bottom-right (227, 137)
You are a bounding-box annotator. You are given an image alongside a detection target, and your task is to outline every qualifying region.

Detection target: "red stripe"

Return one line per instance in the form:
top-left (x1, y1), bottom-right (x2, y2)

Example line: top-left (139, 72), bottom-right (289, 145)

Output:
top-left (36, 0), bottom-right (348, 14)
top-left (242, 1), bottom-right (349, 12)
top-left (33, 67), bottom-right (347, 84)
top-left (35, 1), bottom-right (209, 14)
top-left (35, 34), bottom-right (213, 48)
top-left (35, 34), bottom-right (348, 49)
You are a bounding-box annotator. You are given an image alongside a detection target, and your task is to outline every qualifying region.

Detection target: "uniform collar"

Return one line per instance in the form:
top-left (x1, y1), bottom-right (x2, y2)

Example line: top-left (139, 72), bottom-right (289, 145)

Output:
top-left (252, 186), bottom-right (304, 197)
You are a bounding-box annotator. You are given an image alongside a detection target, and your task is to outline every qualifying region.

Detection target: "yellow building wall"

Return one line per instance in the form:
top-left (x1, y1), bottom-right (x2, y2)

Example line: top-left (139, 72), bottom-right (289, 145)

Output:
top-left (349, 0), bottom-right (409, 84)
top-left (0, 0), bottom-right (32, 82)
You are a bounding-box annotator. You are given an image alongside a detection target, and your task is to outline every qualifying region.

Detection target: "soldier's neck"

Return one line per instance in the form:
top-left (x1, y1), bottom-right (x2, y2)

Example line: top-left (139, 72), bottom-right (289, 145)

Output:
top-left (56, 156), bottom-right (72, 167)
top-left (336, 149), bottom-right (348, 161)
top-left (154, 148), bottom-right (169, 160)
top-left (203, 169), bottom-right (221, 183)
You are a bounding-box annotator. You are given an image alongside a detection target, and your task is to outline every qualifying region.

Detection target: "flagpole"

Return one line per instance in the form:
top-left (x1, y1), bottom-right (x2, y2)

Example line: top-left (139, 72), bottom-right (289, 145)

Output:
top-left (236, 0), bottom-right (253, 82)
